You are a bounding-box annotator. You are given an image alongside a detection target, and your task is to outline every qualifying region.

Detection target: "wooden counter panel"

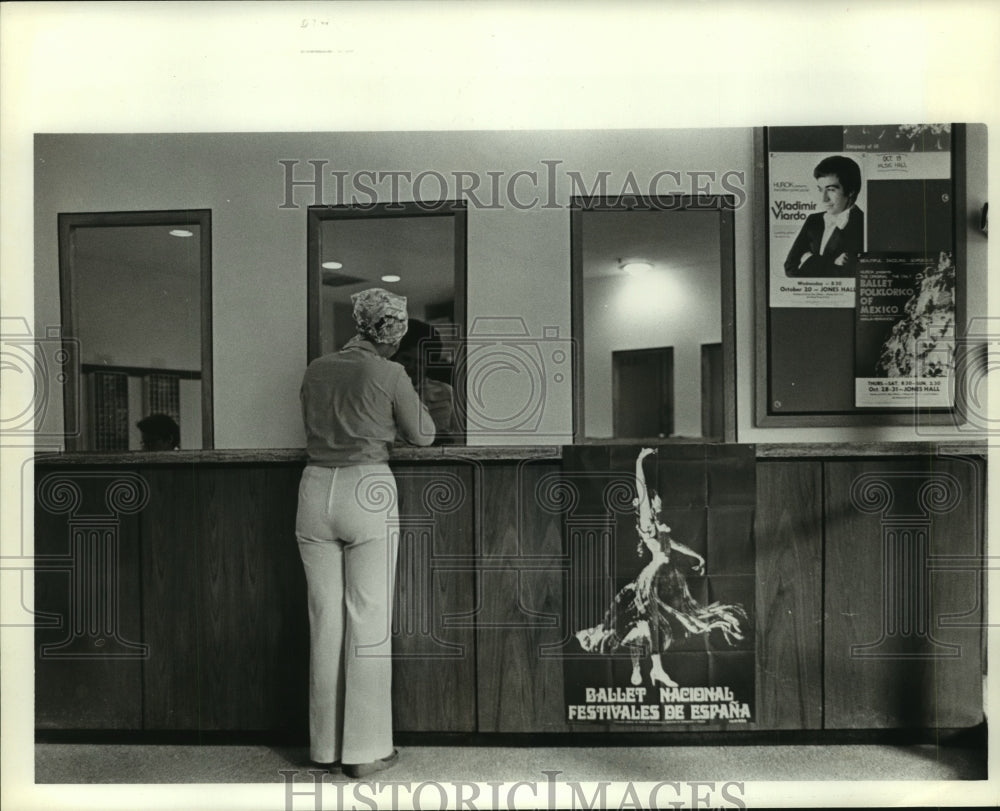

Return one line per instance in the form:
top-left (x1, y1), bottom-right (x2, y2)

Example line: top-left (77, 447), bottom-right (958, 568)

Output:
top-left (139, 462), bottom-right (473, 733)
top-left (392, 464), bottom-right (477, 732)
top-left (35, 446), bottom-right (563, 466)
top-left (34, 469), bottom-right (144, 729)
top-left (753, 461), bottom-right (824, 730)
top-left (140, 467), bottom-right (206, 729)
top-left (823, 457), bottom-right (985, 729)
top-left (257, 466), bottom-right (312, 732)
top-left (35, 440), bottom-right (985, 467)
top-left (140, 465), bottom-right (309, 731)
top-left (32, 454), bottom-right (986, 735)
top-left (476, 462), bottom-right (579, 733)
top-left (192, 465), bottom-right (308, 731)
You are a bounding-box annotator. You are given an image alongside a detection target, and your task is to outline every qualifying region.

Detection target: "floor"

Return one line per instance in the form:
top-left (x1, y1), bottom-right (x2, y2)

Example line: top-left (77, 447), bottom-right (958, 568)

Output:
top-left (34, 740), bottom-right (986, 783)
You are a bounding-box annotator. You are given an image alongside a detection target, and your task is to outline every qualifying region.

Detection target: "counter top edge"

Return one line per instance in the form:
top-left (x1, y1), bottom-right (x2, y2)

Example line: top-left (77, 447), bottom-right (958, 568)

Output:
top-left (32, 441), bottom-right (987, 465)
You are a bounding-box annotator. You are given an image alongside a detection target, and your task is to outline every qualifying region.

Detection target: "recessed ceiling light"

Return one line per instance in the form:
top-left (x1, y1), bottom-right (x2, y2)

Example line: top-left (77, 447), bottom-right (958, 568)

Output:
top-left (621, 260), bottom-right (653, 275)
top-left (381, 274), bottom-right (401, 283)
top-left (322, 261), bottom-right (344, 270)
top-left (169, 229), bottom-right (194, 238)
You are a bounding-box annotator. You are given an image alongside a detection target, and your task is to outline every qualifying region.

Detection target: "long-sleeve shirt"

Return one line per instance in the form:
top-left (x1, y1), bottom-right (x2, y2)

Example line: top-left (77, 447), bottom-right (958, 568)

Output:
top-left (301, 337), bottom-right (434, 466)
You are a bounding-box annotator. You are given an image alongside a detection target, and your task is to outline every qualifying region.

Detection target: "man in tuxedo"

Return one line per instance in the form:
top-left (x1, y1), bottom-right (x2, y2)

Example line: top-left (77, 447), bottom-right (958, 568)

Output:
top-left (784, 155), bottom-right (864, 278)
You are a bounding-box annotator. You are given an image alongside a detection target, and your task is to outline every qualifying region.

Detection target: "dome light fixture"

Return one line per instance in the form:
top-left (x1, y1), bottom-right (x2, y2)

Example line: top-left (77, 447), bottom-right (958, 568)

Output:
top-left (381, 274), bottom-right (401, 283)
top-left (620, 259), bottom-right (653, 275)
top-left (169, 229), bottom-right (194, 238)
top-left (321, 261), bottom-right (344, 270)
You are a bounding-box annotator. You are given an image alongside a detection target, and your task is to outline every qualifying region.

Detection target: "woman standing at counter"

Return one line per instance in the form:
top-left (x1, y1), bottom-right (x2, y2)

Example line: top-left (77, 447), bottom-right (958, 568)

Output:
top-left (296, 288), bottom-right (434, 777)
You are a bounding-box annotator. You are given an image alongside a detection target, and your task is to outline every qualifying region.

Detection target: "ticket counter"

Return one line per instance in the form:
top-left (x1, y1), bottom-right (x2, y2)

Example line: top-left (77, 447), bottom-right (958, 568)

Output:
top-left (34, 442), bottom-right (985, 736)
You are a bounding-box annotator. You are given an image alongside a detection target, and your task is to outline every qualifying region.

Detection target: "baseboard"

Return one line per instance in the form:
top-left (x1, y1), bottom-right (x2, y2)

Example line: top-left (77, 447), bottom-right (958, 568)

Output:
top-left (34, 724), bottom-right (987, 749)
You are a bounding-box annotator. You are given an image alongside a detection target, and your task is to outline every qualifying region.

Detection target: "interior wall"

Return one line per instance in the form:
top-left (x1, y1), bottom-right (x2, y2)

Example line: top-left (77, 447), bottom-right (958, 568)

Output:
top-left (75, 243), bottom-right (201, 370)
top-left (34, 128), bottom-right (986, 448)
top-left (583, 267), bottom-right (721, 439)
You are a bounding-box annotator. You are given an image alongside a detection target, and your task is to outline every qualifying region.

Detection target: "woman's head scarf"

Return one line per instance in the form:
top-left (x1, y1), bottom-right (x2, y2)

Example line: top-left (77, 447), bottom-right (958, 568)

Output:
top-left (351, 288), bottom-right (409, 345)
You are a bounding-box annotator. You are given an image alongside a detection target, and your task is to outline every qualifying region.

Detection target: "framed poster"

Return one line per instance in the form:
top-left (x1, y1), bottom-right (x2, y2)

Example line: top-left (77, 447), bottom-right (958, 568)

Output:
top-left (755, 124), bottom-right (966, 425)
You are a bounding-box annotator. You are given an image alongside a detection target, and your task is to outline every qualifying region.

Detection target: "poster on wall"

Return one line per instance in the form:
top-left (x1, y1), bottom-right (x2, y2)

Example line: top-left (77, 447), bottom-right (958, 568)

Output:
top-left (768, 150), bottom-right (867, 307)
top-left (768, 124), bottom-right (952, 309)
top-left (562, 444), bottom-right (755, 726)
top-left (855, 252), bottom-right (956, 408)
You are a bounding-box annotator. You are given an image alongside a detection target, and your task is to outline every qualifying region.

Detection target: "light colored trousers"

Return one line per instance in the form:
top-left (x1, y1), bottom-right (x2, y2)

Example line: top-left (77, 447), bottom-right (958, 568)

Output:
top-left (295, 463), bottom-right (399, 765)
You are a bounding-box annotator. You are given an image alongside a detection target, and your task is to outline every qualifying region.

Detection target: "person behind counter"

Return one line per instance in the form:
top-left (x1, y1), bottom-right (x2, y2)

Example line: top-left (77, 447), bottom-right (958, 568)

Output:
top-left (137, 413), bottom-right (180, 450)
top-left (784, 154), bottom-right (864, 278)
top-left (296, 288), bottom-right (434, 778)
top-left (394, 318), bottom-right (458, 444)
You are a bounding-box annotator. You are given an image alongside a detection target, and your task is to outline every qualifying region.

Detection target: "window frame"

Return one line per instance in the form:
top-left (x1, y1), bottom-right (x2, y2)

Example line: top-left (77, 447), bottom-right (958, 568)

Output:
top-left (570, 194), bottom-right (737, 443)
top-left (306, 201), bottom-right (468, 444)
top-left (58, 209), bottom-right (214, 451)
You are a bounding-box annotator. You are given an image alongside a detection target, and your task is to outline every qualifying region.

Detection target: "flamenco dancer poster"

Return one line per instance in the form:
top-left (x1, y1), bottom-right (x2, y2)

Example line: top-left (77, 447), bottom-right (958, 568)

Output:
top-left (562, 444), bottom-right (755, 725)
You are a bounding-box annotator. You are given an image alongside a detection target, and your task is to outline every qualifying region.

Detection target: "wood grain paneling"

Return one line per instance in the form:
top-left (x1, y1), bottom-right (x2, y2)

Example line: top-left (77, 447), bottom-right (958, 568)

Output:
top-left (476, 461), bottom-right (577, 733)
top-left (139, 466), bottom-right (204, 729)
top-left (754, 461), bottom-right (823, 730)
top-left (34, 452), bottom-right (985, 735)
top-left (258, 466), bottom-right (310, 732)
top-left (193, 465), bottom-right (306, 730)
top-left (34, 469), bottom-right (144, 729)
top-left (824, 457), bottom-right (984, 728)
top-left (392, 464), bottom-right (476, 732)
top-left (142, 464), bottom-right (308, 732)
top-left (195, 466), bottom-right (260, 729)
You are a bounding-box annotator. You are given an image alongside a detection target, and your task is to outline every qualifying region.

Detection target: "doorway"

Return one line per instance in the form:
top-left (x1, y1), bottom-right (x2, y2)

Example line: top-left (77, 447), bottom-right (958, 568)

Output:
top-left (612, 346), bottom-right (674, 439)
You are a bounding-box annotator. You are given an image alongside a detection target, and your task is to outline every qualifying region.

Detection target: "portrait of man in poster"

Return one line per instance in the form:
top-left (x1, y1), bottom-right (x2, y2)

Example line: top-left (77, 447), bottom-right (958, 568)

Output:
top-left (783, 155), bottom-right (864, 278)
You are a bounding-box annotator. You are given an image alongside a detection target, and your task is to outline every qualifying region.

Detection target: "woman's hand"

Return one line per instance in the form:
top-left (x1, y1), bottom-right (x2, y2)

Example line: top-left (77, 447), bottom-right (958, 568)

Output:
top-left (637, 447), bottom-right (656, 461)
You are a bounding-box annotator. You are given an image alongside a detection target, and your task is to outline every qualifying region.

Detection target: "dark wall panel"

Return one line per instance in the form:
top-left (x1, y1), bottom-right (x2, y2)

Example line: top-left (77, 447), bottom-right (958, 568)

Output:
top-left (824, 457), bottom-right (984, 728)
top-left (476, 461), bottom-right (576, 733)
top-left (140, 466), bottom-right (204, 729)
top-left (392, 464), bottom-right (477, 732)
top-left (34, 469), bottom-right (144, 729)
top-left (191, 465), bottom-right (308, 731)
top-left (33, 453), bottom-right (986, 735)
top-left (753, 461), bottom-right (824, 730)
top-left (257, 466), bottom-right (311, 732)
top-left (140, 464), bottom-right (310, 732)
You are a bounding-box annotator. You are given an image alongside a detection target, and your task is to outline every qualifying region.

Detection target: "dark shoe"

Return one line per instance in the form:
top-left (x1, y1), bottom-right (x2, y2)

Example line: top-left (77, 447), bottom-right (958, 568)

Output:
top-left (343, 749), bottom-right (399, 779)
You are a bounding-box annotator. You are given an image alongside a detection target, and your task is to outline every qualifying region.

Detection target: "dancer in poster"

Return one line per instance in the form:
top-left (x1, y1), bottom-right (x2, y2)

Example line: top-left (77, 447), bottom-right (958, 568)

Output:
top-left (783, 155), bottom-right (864, 278)
top-left (575, 448), bottom-right (747, 687)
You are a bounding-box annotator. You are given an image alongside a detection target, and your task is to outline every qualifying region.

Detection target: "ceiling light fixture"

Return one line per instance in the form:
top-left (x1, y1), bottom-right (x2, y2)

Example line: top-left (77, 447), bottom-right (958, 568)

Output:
top-left (381, 274), bottom-right (401, 283)
top-left (322, 261), bottom-right (344, 270)
top-left (169, 229), bottom-right (194, 238)
top-left (620, 259), bottom-right (652, 275)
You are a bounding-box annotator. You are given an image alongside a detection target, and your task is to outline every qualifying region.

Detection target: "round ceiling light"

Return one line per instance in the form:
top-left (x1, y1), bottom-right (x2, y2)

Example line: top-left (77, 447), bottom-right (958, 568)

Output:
top-left (322, 261), bottom-right (344, 270)
top-left (621, 260), bottom-right (653, 275)
top-left (169, 229), bottom-right (194, 238)
top-left (381, 274), bottom-right (401, 283)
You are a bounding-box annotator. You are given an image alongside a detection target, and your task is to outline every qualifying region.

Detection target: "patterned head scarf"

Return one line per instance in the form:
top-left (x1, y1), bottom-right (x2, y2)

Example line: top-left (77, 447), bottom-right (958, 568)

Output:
top-left (351, 288), bottom-right (409, 345)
